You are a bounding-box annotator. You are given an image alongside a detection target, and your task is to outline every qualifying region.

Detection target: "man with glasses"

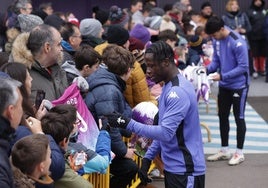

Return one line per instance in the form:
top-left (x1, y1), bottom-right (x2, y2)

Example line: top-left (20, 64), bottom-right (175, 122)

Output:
top-left (6, 0), bottom-right (33, 29)
top-left (59, 22), bottom-right (83, 84)
top-left (16, 0), bottom-right (33, 15)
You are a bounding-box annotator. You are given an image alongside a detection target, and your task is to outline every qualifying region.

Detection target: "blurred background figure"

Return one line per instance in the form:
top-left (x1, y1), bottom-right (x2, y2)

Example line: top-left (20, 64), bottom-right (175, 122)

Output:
top-left (246, 0), bottom-right (266, 79)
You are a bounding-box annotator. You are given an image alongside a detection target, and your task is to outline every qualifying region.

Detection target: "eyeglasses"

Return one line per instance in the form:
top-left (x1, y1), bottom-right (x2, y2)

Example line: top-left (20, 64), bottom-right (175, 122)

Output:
top-left (72, 35), bottom-right (82, 39)
top-left (23, 7), bottom-right (33, 11)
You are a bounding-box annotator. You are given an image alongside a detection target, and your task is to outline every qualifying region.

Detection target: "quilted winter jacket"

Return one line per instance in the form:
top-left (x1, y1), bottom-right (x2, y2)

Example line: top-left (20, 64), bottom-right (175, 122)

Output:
top-left (124, 61), bottom-right (157, 108)
top-left (85, 67), bottom-right (132, 158)
top-left (94, 42), bottom-right (157, 108)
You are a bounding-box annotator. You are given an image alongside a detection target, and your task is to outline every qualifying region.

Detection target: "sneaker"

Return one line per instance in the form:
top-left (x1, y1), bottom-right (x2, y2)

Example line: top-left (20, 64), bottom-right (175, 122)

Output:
top-left (252, 72), bottom-right (258, 79)
top-left (149, 169), bottom-right (164, 179)
top-left (228, 153), bottom-right (245, 166)
top-left (207, 150), bottom-right (231, 161)
top-left (149, 169), bottom-right (160, 177)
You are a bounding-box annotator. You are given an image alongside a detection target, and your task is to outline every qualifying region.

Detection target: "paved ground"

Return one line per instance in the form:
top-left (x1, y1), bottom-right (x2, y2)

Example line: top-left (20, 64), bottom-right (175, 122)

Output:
top-left (143, 77), bottom-right (268, 188)
top-left (144, 154), bottom-right (268, 188)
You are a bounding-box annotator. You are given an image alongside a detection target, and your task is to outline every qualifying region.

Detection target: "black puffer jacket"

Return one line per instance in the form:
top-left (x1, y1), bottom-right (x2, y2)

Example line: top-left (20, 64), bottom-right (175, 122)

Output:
top-left (246, 0), bottom-right (266, 40)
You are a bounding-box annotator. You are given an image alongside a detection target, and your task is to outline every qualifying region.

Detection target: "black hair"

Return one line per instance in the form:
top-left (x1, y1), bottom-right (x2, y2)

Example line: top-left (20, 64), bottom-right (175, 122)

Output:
top-left (145, 41), bottom-right (174, 64)
top-left (205, 16), bottom-right (224, 35)
top-left (41, 104), bottom-right (76, 144)
top-left (131, 0), bottom-right (143, 6)
top-left (39, 2), bottom-right (52, 10)
top-left (59, 22), bottom-right (77, 42)
top-left (163, 3), bottom-right (173, 12)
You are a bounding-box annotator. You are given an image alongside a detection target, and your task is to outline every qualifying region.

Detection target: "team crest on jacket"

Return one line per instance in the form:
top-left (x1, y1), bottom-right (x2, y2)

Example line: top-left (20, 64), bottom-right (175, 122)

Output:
top-left (236, 42), bottom-right (242, 47)
top-left (168, 91), bottom-right (179, 99)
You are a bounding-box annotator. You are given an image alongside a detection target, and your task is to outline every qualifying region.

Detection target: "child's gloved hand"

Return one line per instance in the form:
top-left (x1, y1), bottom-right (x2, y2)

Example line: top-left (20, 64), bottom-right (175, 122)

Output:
top-left (106, 112), bottom-right (130, 129)
top-left (73, 76), bottom-right (89, 92)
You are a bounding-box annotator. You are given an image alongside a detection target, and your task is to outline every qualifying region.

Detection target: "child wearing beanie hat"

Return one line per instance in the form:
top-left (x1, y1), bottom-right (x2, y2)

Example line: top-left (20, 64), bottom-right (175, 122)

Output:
top-left (189, 35), bottom-right (204, 51)
top-left (187, 35), bottom-right (206, 66)
top-left (144, 15), bottom-right (162, 30)
top-left (200, 1), bottom-right (213, 25)
top-left (201, 1), bottom-right (212, 10)
top-left (80, 18), bottom-right (103, 38)
top-left (107, 25), bottom-right (129, 46)
top-left (159, 15), bottom-right (176, 32)
top-left (109, 5), bottom-right (129, 29)
top-left (130, 24), bottom-right (151, 45)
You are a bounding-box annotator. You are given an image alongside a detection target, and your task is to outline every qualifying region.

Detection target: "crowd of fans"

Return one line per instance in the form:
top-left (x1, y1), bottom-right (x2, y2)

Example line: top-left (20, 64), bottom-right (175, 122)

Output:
top-left (0, 0), bottom-right (268, 188)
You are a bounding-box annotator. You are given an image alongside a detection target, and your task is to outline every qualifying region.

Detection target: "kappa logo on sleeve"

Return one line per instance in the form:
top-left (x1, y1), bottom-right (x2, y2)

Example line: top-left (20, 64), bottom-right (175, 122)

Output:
top-left (168, 91), bottom-right (180, 99)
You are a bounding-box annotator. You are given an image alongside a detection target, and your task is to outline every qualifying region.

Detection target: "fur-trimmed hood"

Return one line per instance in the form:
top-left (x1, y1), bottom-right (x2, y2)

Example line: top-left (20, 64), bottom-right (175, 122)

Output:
top-left (6, 28), bottom-right (20, 42)
top-left (12, 165), bottom-right (35, 188)
top-left (11, 32), bottom-right (34, 68)
top-left (5, 28), bottom-right (20, 53)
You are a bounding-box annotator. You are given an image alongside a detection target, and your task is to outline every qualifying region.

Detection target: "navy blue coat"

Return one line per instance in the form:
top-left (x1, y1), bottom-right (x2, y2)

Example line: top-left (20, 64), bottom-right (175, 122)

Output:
top-left (0, 116), bottom-right (15, 188)
top-left (85, 67), bottom-right (132, 158)
top-left (222, 11), bottom-right (251, 34)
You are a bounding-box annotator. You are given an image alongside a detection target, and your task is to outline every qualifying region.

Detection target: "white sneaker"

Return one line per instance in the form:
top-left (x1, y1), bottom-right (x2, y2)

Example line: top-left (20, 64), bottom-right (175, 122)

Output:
top-left (228, 153), bottom-right (245, 166)
top-left (149, 169), bottom-right (164, 179)
top-left (207, 150), bottom-right (232, 161)
top-left (149, 169), bottom-right (160, 177)
top-left (252, 72), bottom-right (258, 79)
